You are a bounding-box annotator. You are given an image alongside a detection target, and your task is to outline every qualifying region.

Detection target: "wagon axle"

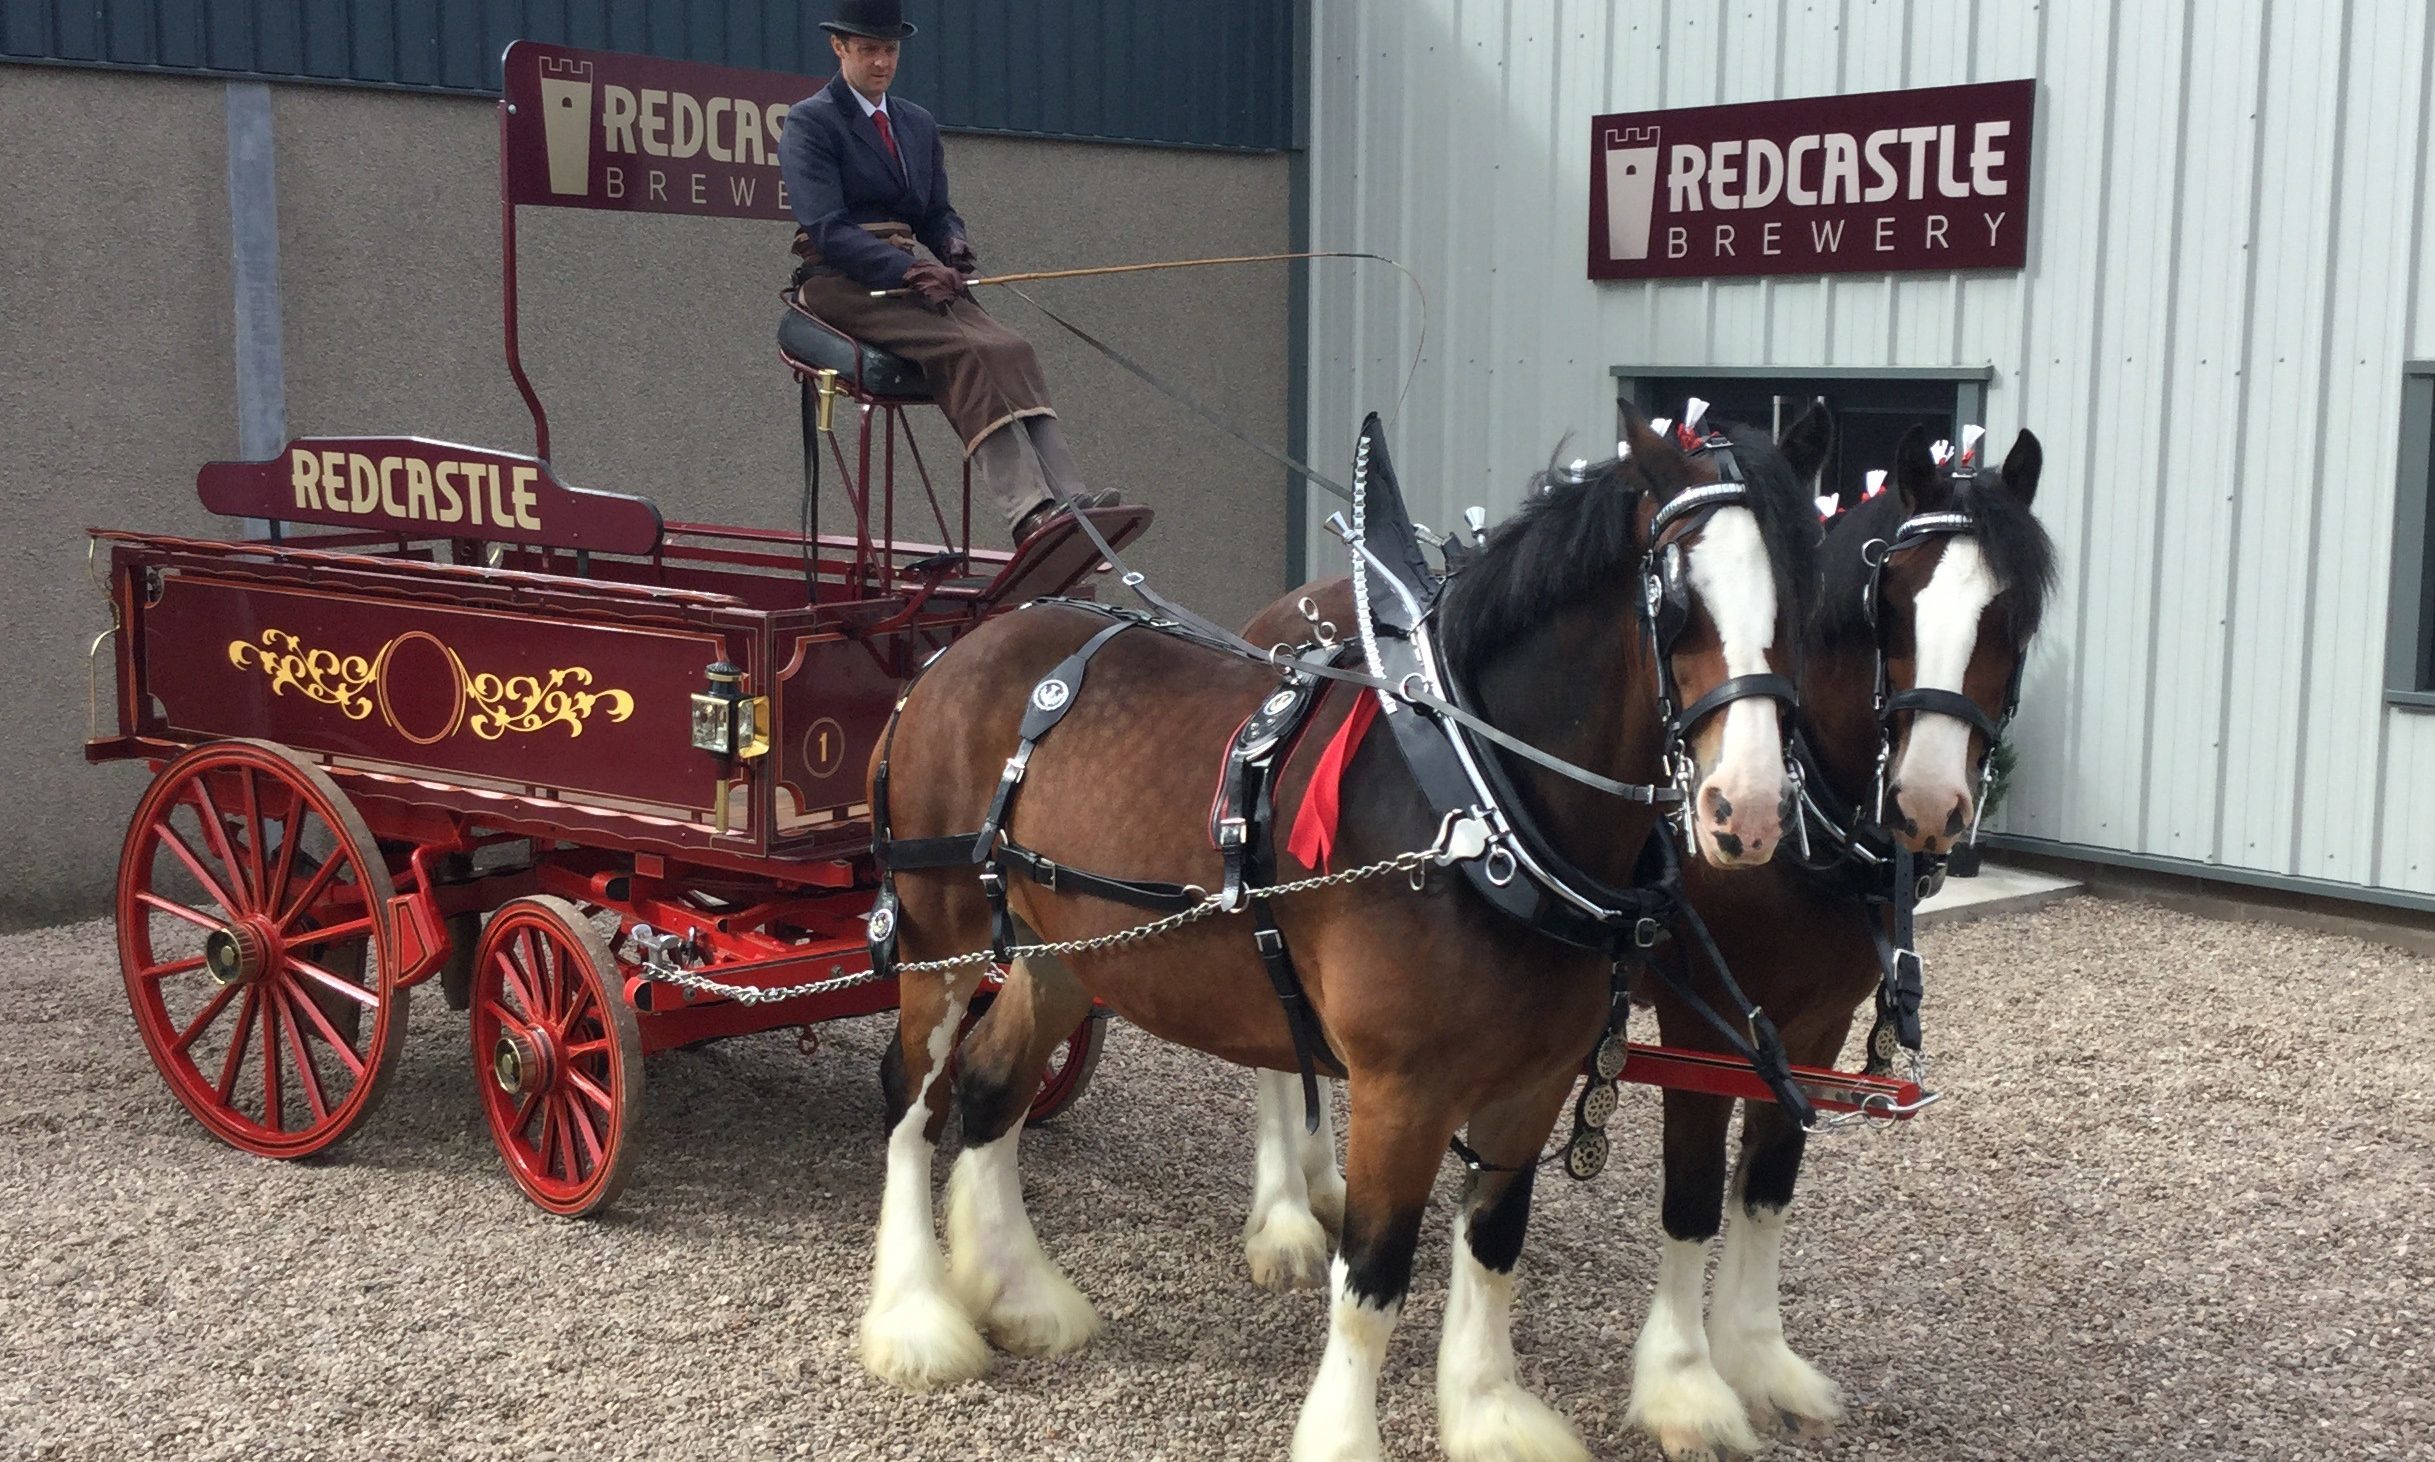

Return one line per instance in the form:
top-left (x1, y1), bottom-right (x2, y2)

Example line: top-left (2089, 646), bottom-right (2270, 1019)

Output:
top-left (201, 919), bottom-right (273, 987)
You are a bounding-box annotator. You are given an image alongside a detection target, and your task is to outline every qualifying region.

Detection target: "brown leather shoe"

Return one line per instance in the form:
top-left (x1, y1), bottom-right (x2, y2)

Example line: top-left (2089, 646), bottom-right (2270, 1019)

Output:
top-left (1014, 489), bottom-right (1123, 544)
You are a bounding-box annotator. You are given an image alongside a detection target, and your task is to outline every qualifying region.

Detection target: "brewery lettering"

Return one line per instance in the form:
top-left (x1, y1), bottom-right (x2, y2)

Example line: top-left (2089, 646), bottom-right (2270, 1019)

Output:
top-left (598, 87), bottom-right (794, 167)
top-left (1666, 121), bottom-right (2012, 211)
top-left (289, 448), bottom-right (542, 532)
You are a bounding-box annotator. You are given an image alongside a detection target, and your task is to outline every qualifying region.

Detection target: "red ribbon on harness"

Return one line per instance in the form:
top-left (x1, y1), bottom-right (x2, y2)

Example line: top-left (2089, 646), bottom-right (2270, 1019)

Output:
top-left (1284, 690), bottom-right (1382, 873)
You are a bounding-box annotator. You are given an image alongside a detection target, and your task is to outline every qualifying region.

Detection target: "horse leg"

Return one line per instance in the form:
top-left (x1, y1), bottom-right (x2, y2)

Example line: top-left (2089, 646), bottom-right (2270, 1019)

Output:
top-left (1246, 1069), bottom-right (1332, 1290)
top-left (1435, 1069), bottom-right (1590, 1462)
top-left (944, 952), bottom-right (1102, 1356)
top-left (1710, 1099), bottom-right (1844, 1439)
top-left (1303, 1077), bottom-right (1348, 1232)
top-left (859, 944), bottom-right (992, 1391)
top-left (1626, 1090), bottom-right (1763, 1461)
top-left (1292, 1076), bottom-right (1454, 1462)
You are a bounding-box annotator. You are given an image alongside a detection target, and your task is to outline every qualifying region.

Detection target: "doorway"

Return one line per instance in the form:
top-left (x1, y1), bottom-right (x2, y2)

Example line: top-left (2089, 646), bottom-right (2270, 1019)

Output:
top-left (1612, 368), bottom-right (1992, 507)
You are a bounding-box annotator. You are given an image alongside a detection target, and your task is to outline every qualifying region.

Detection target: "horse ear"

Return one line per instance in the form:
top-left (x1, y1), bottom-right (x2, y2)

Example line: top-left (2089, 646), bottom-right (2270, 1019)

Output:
top-left (2001, 429), bottom-right (2042, 506)
top-left (1618, 403), bottom-right (1686, 487)
top-left (1778, 402), bottom-right (1834, 483)
top-left (1892, 425), bottom-right (1942, 512)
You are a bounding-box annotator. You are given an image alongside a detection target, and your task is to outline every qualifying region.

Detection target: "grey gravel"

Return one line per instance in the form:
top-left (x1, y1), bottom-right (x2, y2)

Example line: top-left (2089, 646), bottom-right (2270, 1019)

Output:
top-left (4, 897), bottom-right (2431, 1460)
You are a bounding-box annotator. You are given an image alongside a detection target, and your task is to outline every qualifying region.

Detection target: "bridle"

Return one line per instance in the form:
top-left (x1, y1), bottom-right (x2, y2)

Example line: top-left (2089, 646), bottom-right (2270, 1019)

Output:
top-left (1638, 432), bottom-right (1803, 837)
top-left (1857, 501), bottom-right (2023, 845)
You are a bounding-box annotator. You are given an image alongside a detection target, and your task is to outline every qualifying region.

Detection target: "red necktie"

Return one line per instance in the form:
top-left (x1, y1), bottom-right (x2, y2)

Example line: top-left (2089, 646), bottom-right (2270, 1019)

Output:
top-left (872, 107), bottom-right (903, 171)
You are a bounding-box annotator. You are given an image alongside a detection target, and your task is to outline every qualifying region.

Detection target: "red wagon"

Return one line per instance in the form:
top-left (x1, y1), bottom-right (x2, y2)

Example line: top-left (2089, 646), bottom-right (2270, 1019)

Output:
top-left (84, 40), bottom-right (1146, 1216)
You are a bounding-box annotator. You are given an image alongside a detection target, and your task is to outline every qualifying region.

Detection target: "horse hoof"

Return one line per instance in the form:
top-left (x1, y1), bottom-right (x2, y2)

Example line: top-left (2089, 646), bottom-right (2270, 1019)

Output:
top-left (1439, 1383), bottom-right (1589, 1462)
top-left (1628, 1363), bottom-right (1763, 1462)
top-left (859, 1290), bottom-right (992, 1392)
top-left (976, 1273), bottom-right (1101, 1358)
top-left (1245, 1204), bottom-right (1332, 1290)
top-left (1715, 1334), bottom-right (1845, 1439)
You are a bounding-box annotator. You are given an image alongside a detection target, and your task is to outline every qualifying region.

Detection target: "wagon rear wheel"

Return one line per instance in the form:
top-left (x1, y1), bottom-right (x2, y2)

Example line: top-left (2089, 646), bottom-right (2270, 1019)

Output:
top-left (469, 897), bottom-right (642, 1217)
top-left (1024, 1011), bottom-right (1105, 1125)
top-left (114, 739), bottom-right (405, 1159)
top-left (957, 995), bottom-right (1106, 1127)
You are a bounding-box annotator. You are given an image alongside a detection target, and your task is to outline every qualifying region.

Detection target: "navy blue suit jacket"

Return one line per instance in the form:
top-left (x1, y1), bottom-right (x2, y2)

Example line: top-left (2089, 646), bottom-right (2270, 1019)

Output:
top-left (779, 75), bottom-right (966, 291)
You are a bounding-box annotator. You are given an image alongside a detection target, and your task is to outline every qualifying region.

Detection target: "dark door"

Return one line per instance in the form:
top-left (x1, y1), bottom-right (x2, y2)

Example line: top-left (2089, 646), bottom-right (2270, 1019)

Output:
top-left (1622, 374), bottom-right (1975, 508)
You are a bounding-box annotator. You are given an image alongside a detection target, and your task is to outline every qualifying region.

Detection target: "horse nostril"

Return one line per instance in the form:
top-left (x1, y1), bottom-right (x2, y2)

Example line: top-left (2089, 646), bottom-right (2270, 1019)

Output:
top-left (1712, 832), bottom-right (1744, 858)
top-left (1944, 805), bottom-right (1968, 837)
top-left (1706, 788), bottom-right (1734, 823)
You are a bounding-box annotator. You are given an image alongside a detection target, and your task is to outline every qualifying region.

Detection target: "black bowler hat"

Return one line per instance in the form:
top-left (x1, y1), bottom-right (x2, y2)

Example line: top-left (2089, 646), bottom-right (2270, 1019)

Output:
top-left (820, 0), bottom-right (916, 41)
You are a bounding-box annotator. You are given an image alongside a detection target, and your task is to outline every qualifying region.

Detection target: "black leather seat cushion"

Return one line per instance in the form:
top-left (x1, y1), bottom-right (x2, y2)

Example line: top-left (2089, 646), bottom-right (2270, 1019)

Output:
top-left (778, 308), bottom-right (932, 402)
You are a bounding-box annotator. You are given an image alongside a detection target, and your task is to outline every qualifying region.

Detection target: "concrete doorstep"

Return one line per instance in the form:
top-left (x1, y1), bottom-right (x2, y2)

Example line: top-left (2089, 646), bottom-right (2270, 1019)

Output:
top-left (1917, 861), bottom-right (2085, 925)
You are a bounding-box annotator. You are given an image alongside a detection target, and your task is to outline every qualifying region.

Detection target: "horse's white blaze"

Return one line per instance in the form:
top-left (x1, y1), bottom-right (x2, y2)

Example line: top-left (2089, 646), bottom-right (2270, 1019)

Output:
top-left (1892, 539), bottom-right (2000, 828)
top-left (947, 1128), bottom-right (1100, 1356)
top-left (1246, 1069), bottom-right (1331, 1290)
top-left (1625, 1239), bottom-right (1762, 1455)
top-left (1683, 505), bottom-right (1785, 857)
top-left (1437, 1218), bottom-right (1588, 1462)
top-left (1293, 1257), bottom-right (1399, 1462)
top-left (861, 994), bottom-right (991, 1390)
top-left (1709, 1201), bottom-right (1845, 1427)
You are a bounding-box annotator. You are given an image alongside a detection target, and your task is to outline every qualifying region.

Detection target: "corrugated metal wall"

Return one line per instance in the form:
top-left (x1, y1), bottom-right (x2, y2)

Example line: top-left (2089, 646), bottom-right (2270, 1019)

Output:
top-left (1305, 0), bottom-right (2435, 905)
top-left (0, 0), bottom-right (1294, 149)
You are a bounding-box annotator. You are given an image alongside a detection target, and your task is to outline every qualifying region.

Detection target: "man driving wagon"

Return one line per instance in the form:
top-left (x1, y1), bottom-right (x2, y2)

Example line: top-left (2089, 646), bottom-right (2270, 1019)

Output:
top-left (780, 0), bottom-right (1120, 545)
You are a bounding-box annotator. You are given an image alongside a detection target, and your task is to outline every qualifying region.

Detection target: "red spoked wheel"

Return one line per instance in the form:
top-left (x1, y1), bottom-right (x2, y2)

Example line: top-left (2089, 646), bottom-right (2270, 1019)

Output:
top-left (959, 993), bottom-right (1106, 1127)
top-left (468, 897), bottom-right (643, 1217)
top-left (114, 739), bottom-right (404, 1159)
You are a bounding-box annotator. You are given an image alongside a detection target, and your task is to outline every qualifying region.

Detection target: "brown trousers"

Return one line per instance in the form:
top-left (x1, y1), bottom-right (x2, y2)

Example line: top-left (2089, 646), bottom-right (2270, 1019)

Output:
top-left (792, 226), bottom-right (1074, 527)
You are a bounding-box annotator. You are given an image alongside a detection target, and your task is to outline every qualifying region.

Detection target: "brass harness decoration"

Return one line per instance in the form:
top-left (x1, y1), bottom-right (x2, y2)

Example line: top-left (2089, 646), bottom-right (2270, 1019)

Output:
top-left (228, 628), bottom-right (636, 743)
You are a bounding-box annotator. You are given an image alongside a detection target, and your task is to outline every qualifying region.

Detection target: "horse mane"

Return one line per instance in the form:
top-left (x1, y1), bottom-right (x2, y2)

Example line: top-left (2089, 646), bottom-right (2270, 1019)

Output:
top-left (1439, 421), bottom-right (1819, 677)
top-left (1815, 470), bottom-right (2058, 649)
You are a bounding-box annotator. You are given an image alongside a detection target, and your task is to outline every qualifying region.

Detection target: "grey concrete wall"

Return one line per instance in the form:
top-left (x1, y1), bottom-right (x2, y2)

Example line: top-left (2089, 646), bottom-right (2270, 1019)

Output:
top-left (1, 69), bottom-right (1290, 928)
top-left (1, 69), bottom-right (238, 928)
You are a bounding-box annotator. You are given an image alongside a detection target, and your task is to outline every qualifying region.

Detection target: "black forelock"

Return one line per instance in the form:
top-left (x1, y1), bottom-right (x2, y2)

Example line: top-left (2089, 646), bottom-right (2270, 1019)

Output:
top-left (1815, 470), bottom-right (2057, 650)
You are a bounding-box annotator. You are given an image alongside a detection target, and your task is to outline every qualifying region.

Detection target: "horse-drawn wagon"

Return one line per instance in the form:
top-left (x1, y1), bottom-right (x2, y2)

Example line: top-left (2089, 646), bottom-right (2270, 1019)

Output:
top-left (84, 39), bottom-right (1146, 1216)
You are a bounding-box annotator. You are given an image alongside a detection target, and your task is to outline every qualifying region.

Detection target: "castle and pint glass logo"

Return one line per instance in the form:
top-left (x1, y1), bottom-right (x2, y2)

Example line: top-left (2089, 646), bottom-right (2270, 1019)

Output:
top-left (503, 41), bottom-right (821, 220)
top-left (1589, 80), bottom-right (2035, 282)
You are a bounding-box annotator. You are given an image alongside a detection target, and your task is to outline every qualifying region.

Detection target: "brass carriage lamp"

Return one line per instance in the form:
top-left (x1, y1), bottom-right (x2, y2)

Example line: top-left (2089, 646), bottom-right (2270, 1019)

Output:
top-left (692, 660), bottom-right (771, 834)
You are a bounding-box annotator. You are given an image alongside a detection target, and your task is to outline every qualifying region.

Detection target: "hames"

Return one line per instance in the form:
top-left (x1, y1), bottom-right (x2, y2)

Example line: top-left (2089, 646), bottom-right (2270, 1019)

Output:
top-left (288, 448), bottom-right (543, 531)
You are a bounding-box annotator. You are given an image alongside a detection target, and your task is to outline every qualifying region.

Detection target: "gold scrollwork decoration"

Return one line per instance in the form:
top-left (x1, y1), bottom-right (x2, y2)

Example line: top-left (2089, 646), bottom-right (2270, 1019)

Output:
top-left (466, 668), bottom-right (636, 741)
top-left (227, 628), bottom-right (635, 743)
top-left (228, 629), bottom-right (377, 720)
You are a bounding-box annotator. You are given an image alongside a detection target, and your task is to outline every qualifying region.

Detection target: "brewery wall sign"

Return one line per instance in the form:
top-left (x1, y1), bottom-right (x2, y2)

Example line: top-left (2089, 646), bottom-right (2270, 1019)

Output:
top-left (1588, 79), bottom-right (2036, 281)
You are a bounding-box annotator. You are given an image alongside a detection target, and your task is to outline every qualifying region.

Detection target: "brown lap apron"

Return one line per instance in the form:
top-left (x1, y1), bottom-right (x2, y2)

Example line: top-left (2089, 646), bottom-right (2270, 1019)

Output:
top-left (791, 222), bottom-right (1055, 455)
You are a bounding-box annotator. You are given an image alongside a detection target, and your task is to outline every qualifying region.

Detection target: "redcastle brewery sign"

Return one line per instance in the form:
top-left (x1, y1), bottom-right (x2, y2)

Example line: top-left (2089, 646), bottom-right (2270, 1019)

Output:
top-left (1589, 80), bottom-right (2035, 281)
top-left (501, 40), bottom-right (821, 220)
top-left (198, 437), bottom-right (666, 554)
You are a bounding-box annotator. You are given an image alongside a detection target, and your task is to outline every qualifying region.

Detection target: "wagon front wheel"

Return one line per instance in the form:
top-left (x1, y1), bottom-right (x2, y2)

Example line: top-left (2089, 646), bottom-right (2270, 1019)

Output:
top-left (469, 896), bottom-right (643, 1217)
top-left (114, 739), bottom-right (405, 1159)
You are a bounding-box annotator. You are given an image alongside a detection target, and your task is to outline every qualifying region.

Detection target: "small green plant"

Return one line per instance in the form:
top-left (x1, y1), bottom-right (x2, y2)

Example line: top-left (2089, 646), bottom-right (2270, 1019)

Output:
top-left (1981, 738), bottom-right (2019, 823)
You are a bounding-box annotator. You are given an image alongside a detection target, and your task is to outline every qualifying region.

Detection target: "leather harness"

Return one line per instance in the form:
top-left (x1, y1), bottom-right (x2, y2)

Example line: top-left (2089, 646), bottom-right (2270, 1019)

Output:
top-left (865, 414), bottom-right (1828, 1139)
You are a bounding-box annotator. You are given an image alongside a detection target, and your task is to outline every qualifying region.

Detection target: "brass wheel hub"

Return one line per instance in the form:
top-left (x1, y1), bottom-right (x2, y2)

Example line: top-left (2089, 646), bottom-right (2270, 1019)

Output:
top-left (204, 919), bottom-right (273, 987)
top-left (492, 1029), bottom-right (553, 1097)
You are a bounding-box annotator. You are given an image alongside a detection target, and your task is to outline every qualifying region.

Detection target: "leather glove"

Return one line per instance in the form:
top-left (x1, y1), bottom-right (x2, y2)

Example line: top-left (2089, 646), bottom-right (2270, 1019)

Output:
top-left (943, 237), bottom-right (979, 274)
top-left (901, 260), bottom-right (966, 309)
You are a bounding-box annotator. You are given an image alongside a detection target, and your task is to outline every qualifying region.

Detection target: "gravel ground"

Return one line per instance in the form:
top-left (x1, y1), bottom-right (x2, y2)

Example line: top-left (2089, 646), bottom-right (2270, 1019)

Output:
top-left (4, 896), bottom-right (2431, 1460)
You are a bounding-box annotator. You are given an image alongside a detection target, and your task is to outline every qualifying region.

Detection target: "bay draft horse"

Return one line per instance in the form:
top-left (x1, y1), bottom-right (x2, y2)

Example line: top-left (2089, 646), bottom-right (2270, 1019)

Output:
top-left (859, 407), bottom-right (1825, 1462)
top-left (1241, 423), bottom-right (2053, 1459)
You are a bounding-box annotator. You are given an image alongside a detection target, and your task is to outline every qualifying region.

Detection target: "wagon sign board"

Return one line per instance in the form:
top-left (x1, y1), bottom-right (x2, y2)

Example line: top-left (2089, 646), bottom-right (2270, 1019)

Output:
top-left (1588, 79), bottom-right (2036, 282)
top-left (500, 39), bottom-right (818, 220)
top-left (196, 436), bottom-right (665, 553)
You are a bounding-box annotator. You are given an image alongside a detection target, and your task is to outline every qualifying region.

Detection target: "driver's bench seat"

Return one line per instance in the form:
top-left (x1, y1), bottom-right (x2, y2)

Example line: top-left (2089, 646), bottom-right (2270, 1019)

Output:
top-left (777, 302), bottom-right (932, 402)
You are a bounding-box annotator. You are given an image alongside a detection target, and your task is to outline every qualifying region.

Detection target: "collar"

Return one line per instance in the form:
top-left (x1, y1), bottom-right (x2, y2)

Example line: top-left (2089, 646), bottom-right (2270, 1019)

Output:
top-left (851, 88), bottom-right (888, 119)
